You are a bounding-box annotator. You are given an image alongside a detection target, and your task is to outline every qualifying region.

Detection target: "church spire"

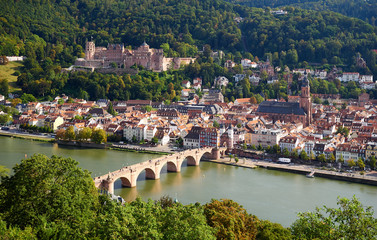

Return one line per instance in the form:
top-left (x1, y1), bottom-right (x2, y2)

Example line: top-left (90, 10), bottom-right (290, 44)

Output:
top-left (300, 71), bottom-right (312, 126)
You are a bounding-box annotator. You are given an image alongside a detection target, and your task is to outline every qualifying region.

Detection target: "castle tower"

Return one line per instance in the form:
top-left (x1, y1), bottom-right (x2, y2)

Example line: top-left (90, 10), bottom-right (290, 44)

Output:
top-left (300, 73), bottom-right (312, 126)
top-left (85, 41), bottom-right (95, 60)
top-left (140, 41), bottom-right (150, 51)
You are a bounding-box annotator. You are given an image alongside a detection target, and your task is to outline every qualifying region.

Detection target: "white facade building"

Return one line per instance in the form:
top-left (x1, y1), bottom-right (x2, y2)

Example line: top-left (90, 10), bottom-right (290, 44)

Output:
top-left (250, 127), bottom-right (287, 148)
top-left (359, 75), bottom-right (373, 83)
top-left (279, 136), bottom-right (299, 152)
top-left (145, 126), bottom-right (157, 141)
top-left (340, 72), bottom-right (359, 82)
top-left (123, 124), bottom-right (147, 142)
top-left (241, 59), bottom-right (257, 68)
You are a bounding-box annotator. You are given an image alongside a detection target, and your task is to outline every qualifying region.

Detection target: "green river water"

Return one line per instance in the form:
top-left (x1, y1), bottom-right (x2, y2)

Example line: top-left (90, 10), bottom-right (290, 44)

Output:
top-left (1, 136), bottom-right (377, 227)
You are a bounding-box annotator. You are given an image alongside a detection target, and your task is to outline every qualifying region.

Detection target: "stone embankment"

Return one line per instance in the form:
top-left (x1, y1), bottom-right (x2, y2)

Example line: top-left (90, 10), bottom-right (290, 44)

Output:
top-left (57, 140), bottom-right (107, 149)
top-left (0, 130), bottom-right (54, 142)
top-left (207, 157), bottom-right (377, 186)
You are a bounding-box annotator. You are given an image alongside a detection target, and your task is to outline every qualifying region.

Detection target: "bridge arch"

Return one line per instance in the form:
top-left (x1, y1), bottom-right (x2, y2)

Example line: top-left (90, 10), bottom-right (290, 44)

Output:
top-left (185, 155), bottom-right (197, 166)
top-left (136, 167), bottom-right (157, 180)
top-left (200, 151), bottom-right (213, 161)
top-left (119, 176), bottom-right (132, 188)
top-left (166, 161), bottom-right (179, 172)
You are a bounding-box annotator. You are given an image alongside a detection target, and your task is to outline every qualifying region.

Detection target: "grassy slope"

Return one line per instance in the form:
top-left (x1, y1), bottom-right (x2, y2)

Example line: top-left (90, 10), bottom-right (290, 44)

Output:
top-left (0, 61), bottom-right (22, 92)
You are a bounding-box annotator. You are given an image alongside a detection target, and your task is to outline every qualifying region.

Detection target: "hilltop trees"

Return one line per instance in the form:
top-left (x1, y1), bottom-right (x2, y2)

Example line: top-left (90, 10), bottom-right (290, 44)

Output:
top-left (1, 0), bottom-right (377, 102)
top-left (0, 154), bottom-right (215, 239)
top-left (0, 165), bottom-right (9, 179)
top-left (291, 196), bottom-right (377, 239)
top-left (0, 154), bottom-right (99, 238)
top-left (204, 199), bottom-right (258, 239)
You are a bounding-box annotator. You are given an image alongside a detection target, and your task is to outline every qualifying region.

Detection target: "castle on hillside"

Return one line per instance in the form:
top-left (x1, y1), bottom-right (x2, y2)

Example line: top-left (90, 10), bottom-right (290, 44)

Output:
top-left (75, 41), bottom-right (195, 72)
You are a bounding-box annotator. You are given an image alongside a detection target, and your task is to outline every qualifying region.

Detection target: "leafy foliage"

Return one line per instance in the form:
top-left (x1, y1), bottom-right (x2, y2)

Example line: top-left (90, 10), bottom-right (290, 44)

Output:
top-left (0, 154), bottom-right (375, 239)
top-left (204, 199), bottom-right (258, 239)
top-left (91, 129), bottom-right (107, 144)
top-left (291, 196), bottom-right (377, 239)
top-left (0, 154), bottom-right (99, 238)
top-left (257, 220), bottom-right (292, 240)
top-left (227, 0), bottom-right (377, 27)
top-left (0, 165), bottom-right (9, 179)
top-left (1, 0), bottom-right (377, 101)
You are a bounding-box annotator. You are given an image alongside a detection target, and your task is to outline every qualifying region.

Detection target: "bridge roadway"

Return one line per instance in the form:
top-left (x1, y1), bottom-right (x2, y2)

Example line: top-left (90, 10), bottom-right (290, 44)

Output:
top-left (94, 147), bottom-right (227, 194)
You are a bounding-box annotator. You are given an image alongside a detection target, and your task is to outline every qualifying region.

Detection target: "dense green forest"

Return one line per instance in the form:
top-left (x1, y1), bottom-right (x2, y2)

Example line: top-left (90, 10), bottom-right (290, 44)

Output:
top-left (1, 155), bottom-right (376, 239)
top-left (227, 0), bottom-right (377, 26)
top-left (1, 0), bottom-right (377, 101)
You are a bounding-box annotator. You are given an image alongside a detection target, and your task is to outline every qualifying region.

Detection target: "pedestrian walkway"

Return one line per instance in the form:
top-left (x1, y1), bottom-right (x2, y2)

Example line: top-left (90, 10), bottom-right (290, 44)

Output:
top-left (207, 157), bottom-right (377, 186)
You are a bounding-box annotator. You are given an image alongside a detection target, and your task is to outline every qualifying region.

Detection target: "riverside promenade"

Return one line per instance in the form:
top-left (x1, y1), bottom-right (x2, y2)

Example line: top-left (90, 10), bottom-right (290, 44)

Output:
top-left (207, 157), bottom-right (377, 186)
top-left (0, 129), bottom-right (54, 141)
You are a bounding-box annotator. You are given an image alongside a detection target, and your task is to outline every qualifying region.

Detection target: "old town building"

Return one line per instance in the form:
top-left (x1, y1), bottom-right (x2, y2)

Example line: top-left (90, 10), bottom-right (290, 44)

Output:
top-left (256, 74), bottom-right (312, 126)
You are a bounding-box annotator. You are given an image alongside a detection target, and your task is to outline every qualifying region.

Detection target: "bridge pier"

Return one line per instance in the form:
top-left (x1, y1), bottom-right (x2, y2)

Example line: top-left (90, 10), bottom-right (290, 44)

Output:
top-left (108, 181), bottom-right (114, 195)
top-left (211, 148), bottom-right (221, 160)
top-left (99, 179), bottom-right (115, 195)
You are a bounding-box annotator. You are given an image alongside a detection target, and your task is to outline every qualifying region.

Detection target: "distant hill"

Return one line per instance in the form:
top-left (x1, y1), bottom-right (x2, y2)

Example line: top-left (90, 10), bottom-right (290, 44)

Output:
top-left (1, 0), bottom-right (377, 100)
top-left (226, 0), bottom-right (377, 26)
top-left (1, 0), bottom-right (377, 63)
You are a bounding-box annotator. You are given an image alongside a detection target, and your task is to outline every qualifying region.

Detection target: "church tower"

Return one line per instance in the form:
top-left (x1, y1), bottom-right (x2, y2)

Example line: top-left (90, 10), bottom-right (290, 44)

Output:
top-left (300, 73), bottom-right (312, 126)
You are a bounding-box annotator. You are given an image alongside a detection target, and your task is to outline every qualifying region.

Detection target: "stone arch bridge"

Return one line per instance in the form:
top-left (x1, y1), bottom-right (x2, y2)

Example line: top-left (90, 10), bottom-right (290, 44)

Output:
top-left (94, 147), bottom-right (227, 194)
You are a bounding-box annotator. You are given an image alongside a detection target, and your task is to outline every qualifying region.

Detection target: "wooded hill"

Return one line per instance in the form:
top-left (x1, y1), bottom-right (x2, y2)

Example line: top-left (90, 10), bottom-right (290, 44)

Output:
top-left (1, 0), bottom-right (377, 62)
top-left (1, 0), bottom-right (377, 101)
top-left (227, 0), bottom-right (377, 26)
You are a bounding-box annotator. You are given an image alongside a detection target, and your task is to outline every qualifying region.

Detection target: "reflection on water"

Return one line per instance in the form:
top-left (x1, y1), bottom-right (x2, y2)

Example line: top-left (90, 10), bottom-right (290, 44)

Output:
top-left (2, 137), bottom-right (377, 227)
top-left (115, 161), bottom-right (377, 227)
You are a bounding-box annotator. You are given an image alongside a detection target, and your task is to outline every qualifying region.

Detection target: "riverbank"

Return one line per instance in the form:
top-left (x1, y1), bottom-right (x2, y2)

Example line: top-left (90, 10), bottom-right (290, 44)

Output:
top-left (109, 146), bottom-right (169, 155)
top-left (0, 130), bottom-right (54, 142)
top-left (207, 157), bottom-right (377, 187)
top-left (0, 131), bottom-right (173, 154)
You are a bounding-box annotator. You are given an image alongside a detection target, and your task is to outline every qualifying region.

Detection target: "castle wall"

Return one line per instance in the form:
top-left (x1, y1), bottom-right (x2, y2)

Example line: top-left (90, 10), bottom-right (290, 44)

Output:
top-left (179, 58), bottom-right (195, 65)
top-left (75, 58), bottom-right (104, 68)
top-left (163, 58), bottom-right (174, 71)
top-left (82, 41), bottom-right (194, 72)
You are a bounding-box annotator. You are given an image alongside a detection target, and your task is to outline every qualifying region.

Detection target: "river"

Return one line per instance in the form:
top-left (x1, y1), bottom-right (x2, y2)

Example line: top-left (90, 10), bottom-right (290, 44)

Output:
top-left (1, 136), bottom-right (377, 227)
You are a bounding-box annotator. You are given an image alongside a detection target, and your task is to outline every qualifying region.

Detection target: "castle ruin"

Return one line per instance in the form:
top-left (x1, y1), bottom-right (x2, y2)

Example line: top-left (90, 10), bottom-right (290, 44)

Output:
top-left (74, 41), bottom-right (195, 72)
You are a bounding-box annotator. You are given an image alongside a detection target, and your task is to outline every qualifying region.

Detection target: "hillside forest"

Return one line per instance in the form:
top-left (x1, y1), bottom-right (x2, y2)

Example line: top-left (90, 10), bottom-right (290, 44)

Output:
top-left (1, 0), bottom-right (377, 102)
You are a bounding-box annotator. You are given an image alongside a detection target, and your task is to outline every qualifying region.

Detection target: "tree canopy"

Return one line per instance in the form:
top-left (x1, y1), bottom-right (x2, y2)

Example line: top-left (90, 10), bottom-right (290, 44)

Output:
top-left (0, 154), bottom-right (99, 238)
top-left (291, 196), bottom-right (377, 239)
top-left (204, 199), bottom-right (259, 239)
top-left (0, 154), bottom-right (376, 238)
top-left (1, 0), bottom-right (377, 102)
